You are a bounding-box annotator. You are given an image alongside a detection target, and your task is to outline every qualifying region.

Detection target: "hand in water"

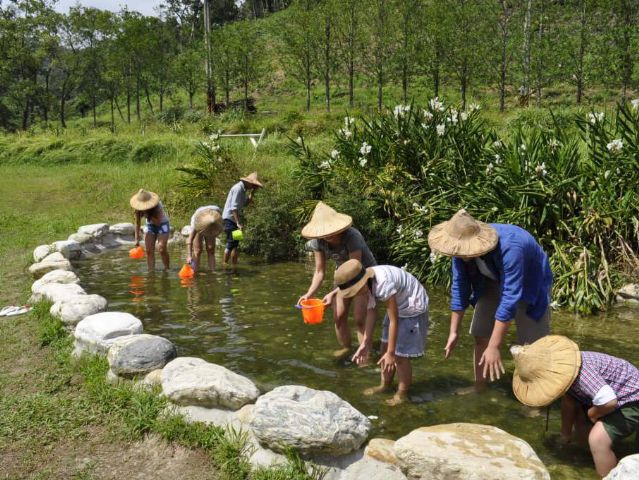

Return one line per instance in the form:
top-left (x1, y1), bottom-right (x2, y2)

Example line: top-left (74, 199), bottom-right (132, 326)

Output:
top-left (352, 343), bottom-right (369, 365)
top-left (478, 346), bottom-right (505, 381)
top-left (444, 332), bottom-right (458, 359)
top-left (378, 351), bottom-right (396, 374)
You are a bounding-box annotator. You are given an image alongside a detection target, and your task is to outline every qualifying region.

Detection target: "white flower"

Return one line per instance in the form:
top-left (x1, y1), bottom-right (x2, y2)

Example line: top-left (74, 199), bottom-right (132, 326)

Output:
top-left (550, 300), bottom-right (560, 309)
top-left (631, 99), bottom-right (639, 110)
top-left (359, 157), bottom-right (367, 167)
top-left (548, 138), bottom-right (561, 151)
top-left (485, 163), bottom-right (494, 175)
top-left (436, 124), bottom-right (446, 136)
top-left (414, 229), bottom-right (423, 239)
top-left (422, 109), bottom-right (433, 121)
top-left (468, 103), bottom-right (480, 112)
top-left (607, 139), bottom-right (623, 154)
top-left (429, 97), bottom-right (444, 112)
top-left (535, 162), bottom-right (547, 178)
top-left (421, 123), bottom-right (429, 130)
top-left (429, 252), bottom-right (438, 264)
top-left (494, 154), bottom-right (502, 164)
top-left (412, 202), bottom-right (428, 214)
top-left (493, 140), bottom-right (502, 148)
top-left (520, 143), bottom-right (527, 152)
top-left (209, 133), bottom-right (220, 141)
top-left (393, 104), bottom-right (410, 118)
top-left (604, 170), bottom-right (611, 179)
top-left (344, 116), bottom-right (355, 127)
top-left (330, 149), bottom-right (340, 160)
top-left (296, 136), bottom-right (302, 143)
top-left (588, 112), bottom-right (604, 124)
top-left (396, 225), bottom-right (403, 235)
top-left (339, 128), bottom-right (352, 139)
top-left (460, 112), bottom-right (468, 121)
top-left (319, 161), bottom-right (331, 170)
top-left (359, 142), bottom-right (372, 156)
top-left (211, 144), bottom-right (221, 152)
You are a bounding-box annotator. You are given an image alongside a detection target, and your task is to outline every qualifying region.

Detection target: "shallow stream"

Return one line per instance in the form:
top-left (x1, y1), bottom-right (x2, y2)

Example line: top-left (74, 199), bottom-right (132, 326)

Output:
top-left (74, 244), bottom-right (639, 479)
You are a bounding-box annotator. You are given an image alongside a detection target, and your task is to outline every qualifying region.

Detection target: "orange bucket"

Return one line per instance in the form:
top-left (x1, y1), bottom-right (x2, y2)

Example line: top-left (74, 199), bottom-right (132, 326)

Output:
top-left (298, 298), bottom-right (325, 324)
top-left (129, 246), bottom-right (144, 259)
top-left (179, 264), bottom-right (195, 279)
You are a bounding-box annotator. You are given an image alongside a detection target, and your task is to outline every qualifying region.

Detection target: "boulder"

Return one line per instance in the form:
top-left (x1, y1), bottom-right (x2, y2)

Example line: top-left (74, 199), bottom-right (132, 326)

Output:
top-left (52, 240), bottom-right (82, 260)
top-left (50, 294), bottom-right (107, 326)
top-left (339, 457), bottom-right (406, 480)
top-left (109, 223), bottom-right (135, 236)
top-left (604, 454), bottom-right (639, 480)
top-left (108, 334), bottom-right (177, 379)
top-left (73, 312), bottom-right (143, 357)
top-left (32, 269), bottom-right (80, 289)
top-left (140, 369), bottom-right (163, 388)
top-left (31, 282), bottom-right (86, 304)
top-left (78, 223), bottom-right (109, 239)
top-left (33, 244), bottom-right (52, 262)
top-left (249, 385), bottom-right (371, 456)
top-left (181, 225), bottom-right (192, 237)
top-left (365, 438), bottom-right (399, 465)
top-left (68, 232), bottom-right (94, 245)
top-left (616, 284), bottom-right (639, 304)
top-left (161, 357), bottom-right (260, 410)
top-left (393, 423), bottom-right (550, 480)
top-left (29, 252), bottom-right (72, 278)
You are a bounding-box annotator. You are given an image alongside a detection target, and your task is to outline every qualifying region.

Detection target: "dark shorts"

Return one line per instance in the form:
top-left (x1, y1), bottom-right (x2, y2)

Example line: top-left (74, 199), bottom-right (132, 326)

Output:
top-left (224, 219), bottom-right (239, 251)
top-left (381, 311), bottom-right (429, 358)
top-left (602, 402), bottom-right (639, 445)
top-left (145, 221), bottom-right (170, 236)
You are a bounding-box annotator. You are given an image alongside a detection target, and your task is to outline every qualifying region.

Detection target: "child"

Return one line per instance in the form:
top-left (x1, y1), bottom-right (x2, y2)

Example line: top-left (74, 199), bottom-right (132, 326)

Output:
top-left (511, 335), bottom-right (639, 477)
top-left (333, 259), bottom-right (429, 406)
top-left (130, 188), bottom-right (170, 271)
top-left (300, 202), bottom-right (377, 357)
top-left (186, 206), bottom-right (223, 273)
top-left (222, 172), bottom-right (263, 266)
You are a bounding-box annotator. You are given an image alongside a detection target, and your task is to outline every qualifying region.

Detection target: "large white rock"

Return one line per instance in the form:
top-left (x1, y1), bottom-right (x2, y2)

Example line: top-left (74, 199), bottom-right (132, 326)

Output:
top-left (30, 282), bottom-right (86, 304)
top-left (52, 240), bottom-right (82, 260)
top-left (68, 233), bottom-right (93, 245)
top-left (29, 252), bottom-right (72, 278)
top-left (78, 223), bottom-right (109, 239)
top-left (32, 269), bottom-right (80, 289)
top-left (604, 454), bottom-right (639, 480)
top-left (181, 225), bottom-right (192, 237)
top-left (109, 223), bottom-right (135, 236)
top-left (161, 357), bottom-right (260, 410)
top-left (33, 244), bottom-right (52, 262)
top-left (339, 457), bottom-right (407, 480)
top-left (73, 312), bottom-right (143, 357)
top-left (393, 423), bottom-right (550, 480)
top-left (50, 294), bottom-right (107, 326)
top-left (108, 334), bottom-right (177, 378)
top-left (249, 385), bottom-right (371, 456)
top-left (616, 284), bottom-right (639, 304)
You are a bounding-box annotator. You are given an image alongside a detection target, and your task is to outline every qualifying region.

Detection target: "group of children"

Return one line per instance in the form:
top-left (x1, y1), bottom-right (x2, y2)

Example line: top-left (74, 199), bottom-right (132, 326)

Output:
top-left (130, 184), bottom-right (638, 476)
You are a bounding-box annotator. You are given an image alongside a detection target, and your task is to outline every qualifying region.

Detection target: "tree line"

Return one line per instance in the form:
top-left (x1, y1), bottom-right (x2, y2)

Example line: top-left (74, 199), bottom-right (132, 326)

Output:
top-left (0, 0), bottom-right (637, 132)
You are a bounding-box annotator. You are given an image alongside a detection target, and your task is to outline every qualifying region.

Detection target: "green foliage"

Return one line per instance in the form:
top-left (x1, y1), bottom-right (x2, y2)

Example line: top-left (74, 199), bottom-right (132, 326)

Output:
top-left (252, 447), bottom-right (327, 480)
top-left (213, 426), bottom-right (253, 480)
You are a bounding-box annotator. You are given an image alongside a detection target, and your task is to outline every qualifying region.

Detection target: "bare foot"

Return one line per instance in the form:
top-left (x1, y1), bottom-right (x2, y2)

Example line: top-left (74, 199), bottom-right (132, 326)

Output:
top-left (363, 384), bottom-right (393, 396)
top-left (385, 391), bottom-right (409, 406)
top-left (333, 348), bottom-right (351, 359)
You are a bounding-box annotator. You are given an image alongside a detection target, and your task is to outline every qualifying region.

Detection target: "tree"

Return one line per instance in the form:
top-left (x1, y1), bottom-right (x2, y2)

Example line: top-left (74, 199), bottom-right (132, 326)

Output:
top-left (393, 0), bottom-right (422, 104)
top-left (362, 0), bottom-right (394, 110)
top-left (234, 19), bottom-right (263, 110)
top-left (333, 0), bottom-right (363, 107)
top-left (213, 25), bottom-right (238, 106)
top-left (174, 44), bottom-right (203, 109)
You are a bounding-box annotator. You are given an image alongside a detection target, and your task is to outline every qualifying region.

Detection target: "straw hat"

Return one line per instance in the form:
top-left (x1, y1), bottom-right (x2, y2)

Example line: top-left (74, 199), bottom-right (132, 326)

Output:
top-left (511, 335), bottom-right (582, 407)
top-left (130, 188), bottom-right (160, 211)
top-left (240, 172), bottom-right (263, 188)
top-left (334, 259), bottom-right (374, 298)
top-left (427, 209), bottom-right (499, 257)
top-left (301, 201), bottom-right (353, 239)
top-left (193, 208), bottom-right (223, 236)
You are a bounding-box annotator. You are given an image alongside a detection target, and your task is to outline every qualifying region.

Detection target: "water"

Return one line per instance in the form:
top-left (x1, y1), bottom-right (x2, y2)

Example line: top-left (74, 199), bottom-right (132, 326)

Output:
top-left (74, 244), bottom-right (639, 479)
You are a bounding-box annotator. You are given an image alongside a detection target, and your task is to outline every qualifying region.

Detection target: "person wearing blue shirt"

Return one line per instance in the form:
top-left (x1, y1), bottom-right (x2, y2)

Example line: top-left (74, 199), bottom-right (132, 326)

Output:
top-left (222, 172), bottom-right (262, 265)
top-left (428, 209), bottom-right (552, 393)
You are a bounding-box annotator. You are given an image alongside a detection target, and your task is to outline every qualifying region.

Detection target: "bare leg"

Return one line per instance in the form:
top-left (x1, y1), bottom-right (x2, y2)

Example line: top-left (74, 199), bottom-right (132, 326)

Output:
top-left (386, 356), bottom-right (411, 406)
top-left (157, 234), bottom-right (170, 270)
top-left (473, 336), bottom-right (490, 392)
top-left (351, 293), bottom-right (368, 345)
top-left (588, 421), bottom-right (617, 477)
top-left (364, 341), bottom-right (394, 395)
top-left (230, 248), bottom-right (238, 265)
top-left (145, 232), bottom-right (156, 271)
top-left (223, 249), bottom-right (230, 265)
top-left (205, 235), bottom-right (216, 271)
top-left (192, 234), bottom-right (202, 273)
top-left (333, 295), bottom-right (352, 352)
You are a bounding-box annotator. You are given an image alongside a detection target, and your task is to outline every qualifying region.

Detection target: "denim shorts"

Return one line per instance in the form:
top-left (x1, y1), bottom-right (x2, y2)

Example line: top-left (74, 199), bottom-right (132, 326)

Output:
top-left (224, 219), bottom-right (239, 251)
top-left (144, 221), bottom-right (170, 236)
top-left (381, 311), bottom-right (429, 358)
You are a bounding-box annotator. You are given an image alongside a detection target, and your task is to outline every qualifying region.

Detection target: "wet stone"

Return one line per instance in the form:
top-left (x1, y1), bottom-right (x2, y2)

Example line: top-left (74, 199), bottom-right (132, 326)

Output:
top-left (108, 334), bottom-right (177, 379)
top-left (73, 311), bottom-right (143, 357)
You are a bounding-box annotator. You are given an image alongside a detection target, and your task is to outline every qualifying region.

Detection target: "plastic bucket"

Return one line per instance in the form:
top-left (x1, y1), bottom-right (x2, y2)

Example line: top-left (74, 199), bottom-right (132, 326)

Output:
top-left (232, 229), bottom-right (244, 241)
top-left (129, 246), bottom-right (144, 259)
top-left (179, 264), bottom-right (194, 279)
top-left (299, 298), bottom-right (325, 324)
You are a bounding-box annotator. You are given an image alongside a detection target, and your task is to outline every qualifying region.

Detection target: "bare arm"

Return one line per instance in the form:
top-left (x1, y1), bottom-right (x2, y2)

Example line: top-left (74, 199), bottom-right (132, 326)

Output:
top-left (560, 395), bottom-right (577, 442)
top-left (299, 251), bottom-right (326, 303)
top-left (588, 399), bottom-right (618, 423)
top-left (445, 310), bottom-right (465, 359)
top-left (186, 230), bottom-right (196, 263)
top-left (378, 295), bottom-right (399, 373)
top-left (134, 211), bottom-right (142, 246)
top-left (478, 319), bottom-right (510, 381)
top-left (232, 210), bottom-right (242, 229)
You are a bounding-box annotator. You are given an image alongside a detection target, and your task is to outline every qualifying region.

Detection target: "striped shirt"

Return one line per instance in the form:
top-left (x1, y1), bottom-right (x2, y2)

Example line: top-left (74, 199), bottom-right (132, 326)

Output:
top-left (569, 352), bottom-right (639, 408)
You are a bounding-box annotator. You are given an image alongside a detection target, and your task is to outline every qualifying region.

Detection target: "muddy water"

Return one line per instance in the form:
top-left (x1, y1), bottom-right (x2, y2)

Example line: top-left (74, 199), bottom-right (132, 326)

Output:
top-left (74, 244), bottom-right (639, 479)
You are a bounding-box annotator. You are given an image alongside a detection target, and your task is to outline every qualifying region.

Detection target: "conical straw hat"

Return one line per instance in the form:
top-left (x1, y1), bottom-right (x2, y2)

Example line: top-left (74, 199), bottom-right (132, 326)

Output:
top-left (334, 259), bottom-right (374, 298)
top-left (301, 201), bottom-right (353, 239)
top-left (240, 172), bottom-right (263, 188)
top-left (130, 188), bottom-right (160, 211)
top-left (427, 209), bottom-right (498, 257)
top-left (512, 335), bottom-right (581, 407)
top-left (193, 208), bottom-right (223, 236)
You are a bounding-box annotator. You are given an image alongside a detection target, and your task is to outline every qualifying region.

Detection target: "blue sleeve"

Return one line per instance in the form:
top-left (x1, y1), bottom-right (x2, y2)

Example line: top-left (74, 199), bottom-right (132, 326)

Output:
top-left (228, 186), bottom-right (241, 212)
top-left (450, 257), bottom-right (471, 311)
top-left (495, 242), bottom-right (524, 322)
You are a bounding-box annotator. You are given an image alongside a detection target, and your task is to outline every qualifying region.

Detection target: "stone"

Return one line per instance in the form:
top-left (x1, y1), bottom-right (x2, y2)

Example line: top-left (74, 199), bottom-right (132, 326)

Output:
top-left (616, 284), bottom-right (639, 304)
top-left (31, 282), bottom-right (86, 304)
top-left (161, 357), bottom-right (260, 410)
top-left (393, 423), bottom-right (550, 480)
top-left (109, 223), bottom-right (135, 236)
top-left (181, 225), bottom-right (192, 237)
top-left (50, 294), bottom-right (107, 326)
top-left (29, 253), bottom-right (72, 278)
top-left (340, 457), bottom-right (406, 480)
top-left (32, 269), bottom-right (80, 288)
top-left (33, 244), bottom-right (52, 262)
top-left (73, 312), bottom-right (143, 357)
top-left (249, 385), bottom-right (371, 456)
top-left (140, 369), bottom-right (163, 388)
top-left (78, 223), bottom-right (109, 239)
top-left (52, 240), bottom-right (82, 260)
top-left (171, 405), bottom-right (239, 429)
top-left (108, 334), bottom-right (177, 378)
top-left (365, 438), bottom-right (398, 465)
top-left (68, 233), bottom-right (94, 245)
top-left (604, 454), bottom-right (639, 480)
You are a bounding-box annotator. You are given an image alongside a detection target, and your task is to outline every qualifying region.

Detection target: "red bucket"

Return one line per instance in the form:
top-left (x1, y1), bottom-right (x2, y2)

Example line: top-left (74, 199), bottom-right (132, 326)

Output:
top-left (299, 298), bottom-right (325, 325)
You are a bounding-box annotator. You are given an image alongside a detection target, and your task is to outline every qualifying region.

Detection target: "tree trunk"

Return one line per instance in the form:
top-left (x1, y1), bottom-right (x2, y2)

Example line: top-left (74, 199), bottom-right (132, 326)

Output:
top-left (522, 0), bottom-right (532, 102)
top-left (136, 74), bottom-right (141, 121)
top-left (144, 84), bottom-right (154, 114)
top-left (204, 0), bottom-right (216, 114)
top-left (110, 96), bottom-right (115, 133)
top-left (535, 1), bottom-right (544, 107)
top-left (44, 70), bottom-right (50, 122)
top-left (92, 94), bottom-right (97, 127)
top-left (225, 70), bottom-right (230, 105)
top-left (189, 90), bottom-right (194, 109)
top-left (377, 66), bottom-right (383, 111)
top-left (576, 0), bottom-right (586, 104)
top-left (115, 96), bottom-right (125, 121)
top-left (460, 64), bottom-right (467, 110)
top-left (305, 54), bottom-right (311, 112)
top-left (324, 17), bottom-right (331, 113)
top-left (60, 95), bottom-right (66, 128)
top-left (347, 3), bottom-right (355, 108)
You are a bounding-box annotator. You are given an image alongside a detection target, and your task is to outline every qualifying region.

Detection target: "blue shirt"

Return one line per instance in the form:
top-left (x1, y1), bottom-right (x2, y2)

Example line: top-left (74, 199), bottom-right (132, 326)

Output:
top-left (450, 224), bottom-right (552, 322)
top-left (223, 181), bottom-right (247, 221)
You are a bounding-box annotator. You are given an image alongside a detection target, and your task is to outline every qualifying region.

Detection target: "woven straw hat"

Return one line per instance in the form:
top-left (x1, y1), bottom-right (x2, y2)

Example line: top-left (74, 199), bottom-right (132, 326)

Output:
top-left (240, 172), bottom-right (263, 188)
top-left (511, 335), bottom-right (582, 407)
top-left (301, 202), bottom-right (353, 239)
top-left (193, 208), bottom-right (223, 236)
top-left (130, 188), bottom-right (160, 211)
top-left (427, 209), bottom-right (499, 257)
top-left (334, 259), bottom-right (374, 298)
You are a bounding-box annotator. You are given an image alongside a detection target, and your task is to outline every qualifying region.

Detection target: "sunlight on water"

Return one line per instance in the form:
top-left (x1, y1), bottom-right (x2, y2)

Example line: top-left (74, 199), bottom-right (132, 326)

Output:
top-left (74, 245), bottom-right (639, 479)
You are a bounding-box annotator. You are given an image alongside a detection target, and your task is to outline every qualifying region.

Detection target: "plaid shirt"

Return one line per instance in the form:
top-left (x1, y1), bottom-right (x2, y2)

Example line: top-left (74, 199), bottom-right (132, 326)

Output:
top-left (569, 352), bottom-right (639, 408)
